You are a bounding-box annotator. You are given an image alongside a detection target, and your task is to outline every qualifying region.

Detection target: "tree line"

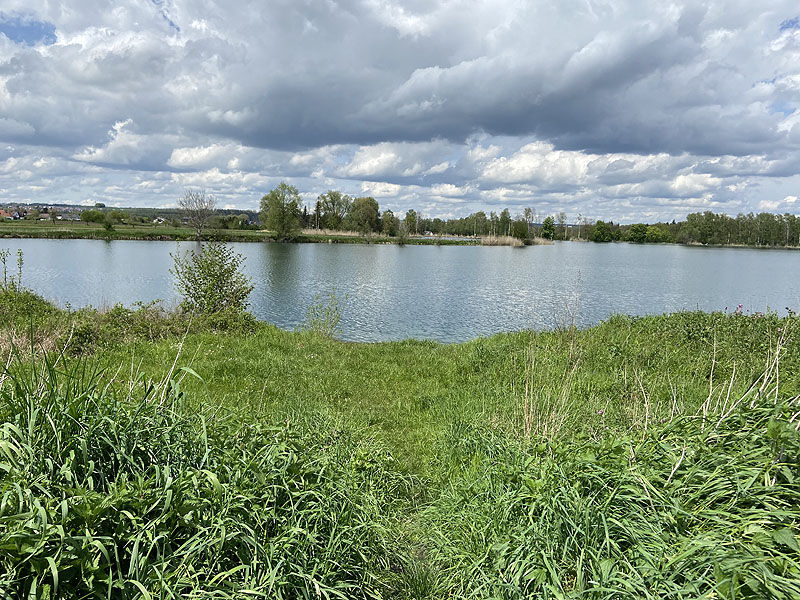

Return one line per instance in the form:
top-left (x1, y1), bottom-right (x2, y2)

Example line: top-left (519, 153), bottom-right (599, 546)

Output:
top-left (172, 184), bottom-right (800, 247)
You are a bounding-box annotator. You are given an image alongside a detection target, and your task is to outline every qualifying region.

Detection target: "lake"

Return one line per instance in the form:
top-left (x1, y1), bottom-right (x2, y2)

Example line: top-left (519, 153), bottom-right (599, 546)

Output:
top-left (2, 238), bottom-right (798, 342)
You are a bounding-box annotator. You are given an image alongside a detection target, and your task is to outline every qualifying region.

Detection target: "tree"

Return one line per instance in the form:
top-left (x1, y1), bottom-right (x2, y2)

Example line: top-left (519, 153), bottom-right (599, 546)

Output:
top-left (511, 217), bottom-right (529, 241)
top-left (541, 216), bottom-right (556, 240)
top-left (81, 209), bottom-right (105, 223)
top-left (319, 190), bottom-right (352, 230)
top-left (499, 209), bottom-right (512, 236)
top-left (108, 210), bottom-right (128, 223)
top-left (628, 223), bottom-right (648, 243)
top-left (404, 209), bottom-right (418, 235)
top-left (349, 196), bottom-right (380, 234)
top-left (590, 220), bottom-right (614, 242)
top-left (381, 209), bottom-right (399, 236)
top-left (645, 225), bottom-right (670, 243)
top-left (171, 241), bottom-right (254, 314)
top-left (179, 190), bottom-right (216, 238)
top-left (261, 182), bottom-right (302, 241)
top-left (557, 212), bottom-right (567, 240)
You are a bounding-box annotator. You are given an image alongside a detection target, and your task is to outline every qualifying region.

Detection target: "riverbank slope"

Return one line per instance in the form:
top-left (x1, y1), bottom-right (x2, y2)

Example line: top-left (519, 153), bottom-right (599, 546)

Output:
top-left (1, 291), bottom-right (799, 598)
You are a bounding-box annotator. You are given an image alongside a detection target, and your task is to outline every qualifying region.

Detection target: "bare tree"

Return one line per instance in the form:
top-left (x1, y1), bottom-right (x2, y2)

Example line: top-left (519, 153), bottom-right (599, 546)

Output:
top-left (178, 190), bottom-right (216, 238)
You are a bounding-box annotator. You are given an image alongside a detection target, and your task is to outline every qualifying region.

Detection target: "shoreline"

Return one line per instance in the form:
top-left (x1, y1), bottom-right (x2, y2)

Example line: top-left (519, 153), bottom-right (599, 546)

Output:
top-left (3, 224), bottom-right (800, 250)
top-left (0, 226), bottom-right (480, 245)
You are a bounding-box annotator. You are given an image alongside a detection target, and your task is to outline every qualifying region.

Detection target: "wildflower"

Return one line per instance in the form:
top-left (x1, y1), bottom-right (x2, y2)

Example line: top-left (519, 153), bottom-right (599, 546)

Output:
top-left (597, 409), bottom-right (604, 415)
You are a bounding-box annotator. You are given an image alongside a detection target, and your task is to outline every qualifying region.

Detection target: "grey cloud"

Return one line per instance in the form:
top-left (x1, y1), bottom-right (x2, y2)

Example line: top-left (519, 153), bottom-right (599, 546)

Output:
top-left (0, 0), bottom-right (798, 221)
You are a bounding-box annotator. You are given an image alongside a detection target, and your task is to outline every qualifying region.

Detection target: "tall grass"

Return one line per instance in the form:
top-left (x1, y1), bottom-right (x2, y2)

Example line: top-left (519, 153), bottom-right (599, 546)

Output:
top-left (481, 235), bottom-right (524, 247)
top-left (415, 330), bottom-right (800, 599)
top-left (1, 302), bottom-right (798, 597)
top-left (0, 344), bottom-right (409, 598)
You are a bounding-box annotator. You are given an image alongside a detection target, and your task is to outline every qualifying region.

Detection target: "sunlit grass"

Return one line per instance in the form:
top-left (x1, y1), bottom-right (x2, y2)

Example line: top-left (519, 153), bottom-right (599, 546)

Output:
top-left (1, 291), bottom-right (799, 598)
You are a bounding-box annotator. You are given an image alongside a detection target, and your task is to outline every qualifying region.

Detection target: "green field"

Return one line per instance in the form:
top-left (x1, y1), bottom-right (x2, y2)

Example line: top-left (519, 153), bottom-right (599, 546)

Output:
top-left (0, 220), bottom-right (478, 245)
top-left (1, 288), bottom-right (799, 598)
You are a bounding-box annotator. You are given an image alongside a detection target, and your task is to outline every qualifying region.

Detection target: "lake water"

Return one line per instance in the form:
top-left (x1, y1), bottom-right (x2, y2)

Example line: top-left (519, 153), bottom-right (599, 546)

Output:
top-left (2, 238), bottom-right (798, 342)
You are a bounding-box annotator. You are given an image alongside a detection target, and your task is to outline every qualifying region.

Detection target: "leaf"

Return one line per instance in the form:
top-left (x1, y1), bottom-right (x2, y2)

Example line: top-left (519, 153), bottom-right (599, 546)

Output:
top-left (772, 528), bottom-right (800, 551)
top-left (128, 580), bottom-right (153, 600)
top-left (179, 366), bottom-right (204, 382)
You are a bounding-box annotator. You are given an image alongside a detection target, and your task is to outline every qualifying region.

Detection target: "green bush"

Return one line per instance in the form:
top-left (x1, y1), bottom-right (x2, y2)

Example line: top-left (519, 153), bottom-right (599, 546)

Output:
top-left (171, 241), bottom-right (254, 315)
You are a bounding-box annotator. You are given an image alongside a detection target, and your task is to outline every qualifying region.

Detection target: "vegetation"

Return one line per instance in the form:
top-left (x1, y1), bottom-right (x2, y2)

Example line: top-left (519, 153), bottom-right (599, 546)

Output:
top-left (178, 190), bottom-right (217, 238)
top-left (4, 193), bottom-right (800, 248)
top-left (299, 291), bottom-right (347, 338)
top-left (1, 269), bottom-right (799, 597)
top-left (170, 241), bottom-right (255, 315)
top-left (260, 183), bottom-right (303, 241)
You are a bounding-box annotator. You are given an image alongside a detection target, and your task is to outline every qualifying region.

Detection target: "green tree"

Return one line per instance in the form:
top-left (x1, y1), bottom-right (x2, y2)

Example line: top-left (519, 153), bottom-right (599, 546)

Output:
top-left (319, 190), bottom-right (352, 230)
top-left (541, 216), bottom-right (556, 240)
top-left (628, 223), bottom-right (648, 243)
top-left (108, 210), bottom-right (128, 223)
top-left (645, 225), bottom-right (670, 243)
top-left (590, 220), bottom-right (613, 242)
top-left (261, 183), bottom-right (302, 241)
top-left (171, 241), bottom-right (254, 314)
top-left (81, 209), bottom-right (105, 223)
top-left (404, 209), bottom-right (418, 235)
top-left (499, 209), bottom-right (512, 236)
top-left (381, 209), bottom-right (399, 236)
top-left (511, 217), bottom-right (529, 241)
top-left (349, 196), bottom-right (380, 234)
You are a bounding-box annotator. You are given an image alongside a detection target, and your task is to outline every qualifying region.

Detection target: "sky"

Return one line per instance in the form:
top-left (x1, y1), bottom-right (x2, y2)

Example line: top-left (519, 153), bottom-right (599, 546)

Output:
top-left (0, 1), bottom-right (799, 223)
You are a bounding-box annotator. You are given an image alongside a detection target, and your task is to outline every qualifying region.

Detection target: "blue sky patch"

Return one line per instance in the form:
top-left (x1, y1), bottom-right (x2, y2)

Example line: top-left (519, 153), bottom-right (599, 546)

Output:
top-left (0, 13), bottom-right (56, 45)
top-left (770, 101), bottom-right (796, 117)
top-left (151, 0), bottom-right (180, 33)
top-left (779, 16), bottom-right (799, 31)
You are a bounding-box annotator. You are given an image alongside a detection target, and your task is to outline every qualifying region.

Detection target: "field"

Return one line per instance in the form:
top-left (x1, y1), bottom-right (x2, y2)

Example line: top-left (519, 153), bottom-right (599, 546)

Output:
top-left (1, 288), bottom-right (799, 598)
top-left (0, 220), bottom-right (478, 245)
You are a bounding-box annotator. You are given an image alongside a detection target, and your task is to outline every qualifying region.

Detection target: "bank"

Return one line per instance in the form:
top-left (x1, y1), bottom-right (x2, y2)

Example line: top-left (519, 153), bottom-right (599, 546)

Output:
top-left (1, 285), bottom-right (799, 598)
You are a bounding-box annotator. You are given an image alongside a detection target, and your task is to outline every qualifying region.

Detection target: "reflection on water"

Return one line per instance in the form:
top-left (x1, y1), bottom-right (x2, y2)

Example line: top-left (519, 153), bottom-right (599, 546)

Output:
top-left (3, 238), bottom-right (799, 342)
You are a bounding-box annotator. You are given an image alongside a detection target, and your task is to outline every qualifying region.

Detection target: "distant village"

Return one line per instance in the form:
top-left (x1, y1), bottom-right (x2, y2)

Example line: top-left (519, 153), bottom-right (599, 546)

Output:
top-left (0, 203), bottom-right (257, 228)
top-left (0, 204), bottom-right (83, 222)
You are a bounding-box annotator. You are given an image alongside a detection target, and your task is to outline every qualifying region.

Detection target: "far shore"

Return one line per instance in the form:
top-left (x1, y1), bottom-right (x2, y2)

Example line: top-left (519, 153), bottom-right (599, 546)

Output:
top-left (2, 220), bottom-right (799, 250)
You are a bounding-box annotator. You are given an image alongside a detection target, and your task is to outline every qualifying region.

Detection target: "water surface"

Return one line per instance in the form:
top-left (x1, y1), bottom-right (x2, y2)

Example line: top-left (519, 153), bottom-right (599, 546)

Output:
top-left (2, 239), bottom-right (798, 342)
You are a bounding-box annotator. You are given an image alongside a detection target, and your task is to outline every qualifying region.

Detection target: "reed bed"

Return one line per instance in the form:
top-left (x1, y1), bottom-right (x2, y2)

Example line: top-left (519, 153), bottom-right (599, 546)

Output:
top-left (481, 235), bottom-right (525, 247)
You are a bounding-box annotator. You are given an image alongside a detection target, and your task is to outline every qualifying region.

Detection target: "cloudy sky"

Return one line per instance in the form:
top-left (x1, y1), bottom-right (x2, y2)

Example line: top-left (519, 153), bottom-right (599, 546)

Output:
top-left (0, 1), bottom-right (799, 222)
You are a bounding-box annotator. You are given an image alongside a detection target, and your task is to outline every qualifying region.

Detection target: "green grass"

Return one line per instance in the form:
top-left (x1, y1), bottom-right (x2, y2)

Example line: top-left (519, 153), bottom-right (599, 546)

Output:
top-left (0, 221), bottom-right (478, 245)
top-left (0, 220), bottom-right (268, 242)
top-left (1, 291), bottom-right (799, 598)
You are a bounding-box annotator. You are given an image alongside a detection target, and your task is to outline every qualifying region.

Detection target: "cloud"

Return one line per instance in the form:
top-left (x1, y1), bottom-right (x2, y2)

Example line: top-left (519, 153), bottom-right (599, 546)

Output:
top-left (0, 1), bottom-right (798, 221)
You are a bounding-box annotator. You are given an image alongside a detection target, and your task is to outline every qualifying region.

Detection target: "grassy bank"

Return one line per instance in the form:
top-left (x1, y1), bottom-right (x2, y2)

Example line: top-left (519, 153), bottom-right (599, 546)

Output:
top-left (1, 290), bottom-right (799, 598)
top-left (0, 221), bottom-right (479, 245)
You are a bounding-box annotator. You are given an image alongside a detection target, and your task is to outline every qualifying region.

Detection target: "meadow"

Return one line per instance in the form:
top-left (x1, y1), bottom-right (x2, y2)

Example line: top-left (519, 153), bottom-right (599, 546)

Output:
top-left (1, 285), bottom-right (799, 598)
top-left (0, 220), bottom-right (477, 245)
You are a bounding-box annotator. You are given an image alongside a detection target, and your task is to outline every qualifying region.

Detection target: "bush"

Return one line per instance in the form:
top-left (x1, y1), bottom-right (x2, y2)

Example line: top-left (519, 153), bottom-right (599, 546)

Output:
top-left (171, 241), bottom-right (254, 314)
top-left (300, 291), bottom-right (346, 338)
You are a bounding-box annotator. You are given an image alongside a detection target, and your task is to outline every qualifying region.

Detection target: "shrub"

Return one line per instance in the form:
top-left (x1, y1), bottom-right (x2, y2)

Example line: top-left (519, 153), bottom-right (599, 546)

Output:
top-left (300, 291), bottom-right (346, 338)
top-left (171, 241), bottom-right (254, 314)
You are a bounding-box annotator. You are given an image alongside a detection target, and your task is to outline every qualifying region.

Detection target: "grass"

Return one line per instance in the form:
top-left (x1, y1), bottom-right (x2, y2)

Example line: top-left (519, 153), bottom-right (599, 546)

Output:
top-left (1, 289), bottom-right (799, 598)
top-left (0, 221), bottom-right (479, 245)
